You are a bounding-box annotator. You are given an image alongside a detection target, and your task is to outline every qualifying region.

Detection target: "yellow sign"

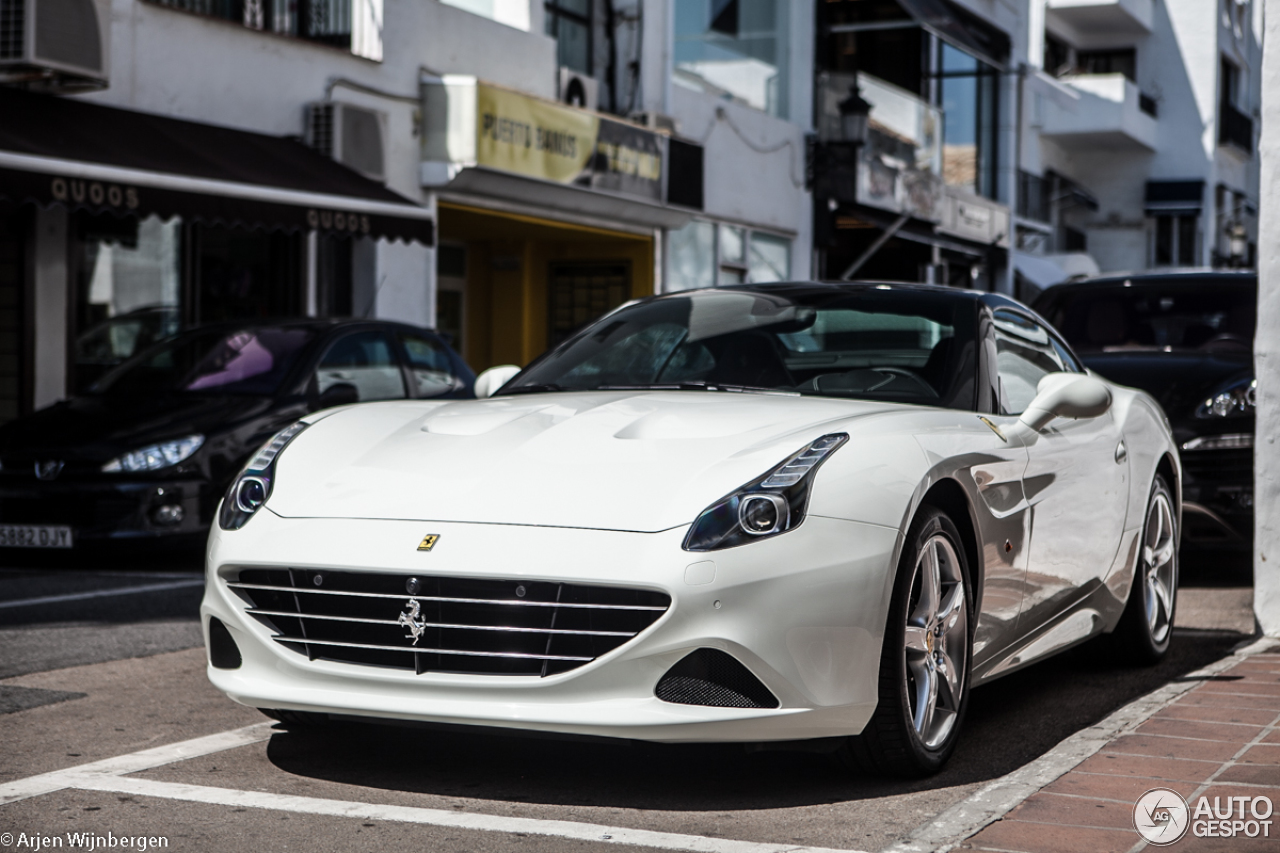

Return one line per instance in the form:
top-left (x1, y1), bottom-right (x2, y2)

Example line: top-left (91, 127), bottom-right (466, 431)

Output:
top-left (476, 84), bottom-right (598, 183)
top-left (417, 534), bottom-right (440, 552)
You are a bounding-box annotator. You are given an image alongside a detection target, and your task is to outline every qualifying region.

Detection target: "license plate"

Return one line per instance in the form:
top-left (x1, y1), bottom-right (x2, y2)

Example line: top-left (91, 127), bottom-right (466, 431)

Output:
top-left (0, 524), bottom-right (73, 548)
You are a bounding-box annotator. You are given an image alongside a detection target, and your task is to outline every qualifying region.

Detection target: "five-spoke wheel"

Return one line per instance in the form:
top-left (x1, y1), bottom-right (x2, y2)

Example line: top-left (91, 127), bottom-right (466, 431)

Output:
top-left (1113, 475), bottom-right (1178, 663)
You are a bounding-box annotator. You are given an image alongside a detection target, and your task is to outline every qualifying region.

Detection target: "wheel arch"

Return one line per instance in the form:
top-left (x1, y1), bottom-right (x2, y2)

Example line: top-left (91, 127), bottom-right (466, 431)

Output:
top-left (918, 478), bottom-right (983, 613)
top-left (1155, 451), bottom-right (1180, 519)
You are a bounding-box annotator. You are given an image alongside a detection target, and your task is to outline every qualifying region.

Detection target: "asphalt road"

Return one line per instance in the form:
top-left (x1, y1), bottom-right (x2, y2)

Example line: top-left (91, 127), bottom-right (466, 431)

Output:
top-left (0, 548), bottom-right (1256, 853)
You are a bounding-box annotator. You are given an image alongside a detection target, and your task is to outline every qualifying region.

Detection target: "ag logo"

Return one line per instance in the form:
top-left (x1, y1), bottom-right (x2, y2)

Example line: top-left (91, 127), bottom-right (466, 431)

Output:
top-left (1134, 787), bottom-right (1190, 845)
top-left (417, 534), bottom-right (440, 552)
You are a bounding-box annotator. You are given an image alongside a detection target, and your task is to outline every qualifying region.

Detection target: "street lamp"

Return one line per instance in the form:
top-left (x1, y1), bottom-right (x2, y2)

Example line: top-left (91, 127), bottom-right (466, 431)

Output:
top-left (838, 86), bottom-right (873, 146)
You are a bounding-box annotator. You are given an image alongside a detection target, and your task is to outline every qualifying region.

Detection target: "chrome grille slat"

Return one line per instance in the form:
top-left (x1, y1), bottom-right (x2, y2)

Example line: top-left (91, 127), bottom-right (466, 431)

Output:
top-left (228, 581), bottom-right (666, 611)
top-left (232, 568), bottom-right (671, 677)
top-left (270, 636), bottom-right (594, 661)
top-left (246, 608), bottom-right (634, 636)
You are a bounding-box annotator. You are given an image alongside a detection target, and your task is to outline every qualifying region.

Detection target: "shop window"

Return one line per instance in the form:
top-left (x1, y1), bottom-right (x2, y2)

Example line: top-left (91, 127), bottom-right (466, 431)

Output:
top-left (719, 225), bottom-right (747, 284)
top-left (666, 220), bottom-right (790, 290)
top-left (148, 0), bottom-right (383, 60)
top-left (667, 220), bottom-right (716, 291)
top-left (73, 214), bottom-right (182, 393)
top-left (315, 233), bottom-right (353, 318)
top-left (195, 226), bottom-right (304, 325)
top-left (675, 0), bottom-right (790, 118)
top-left (545, 0), bottom-right (591, 74)
top-left (748, 232), bottom-right (789, 283)
top-left (0, 207), bottom-right (25, 423)
top-left (1153, 215), bottom-right (1199, 267)
top-left (937, 43), bottom-right (999, 200)
top-left (314, 331), bottom-right (406, 401)
top-left (436, 244), bottom-right (466, 354)
top-left (548, 262), bottom-right (631, 348)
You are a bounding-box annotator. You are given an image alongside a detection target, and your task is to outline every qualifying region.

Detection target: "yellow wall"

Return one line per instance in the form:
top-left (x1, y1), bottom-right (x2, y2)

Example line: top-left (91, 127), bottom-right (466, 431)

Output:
top-left (439, 203), bottom-right (653, 372)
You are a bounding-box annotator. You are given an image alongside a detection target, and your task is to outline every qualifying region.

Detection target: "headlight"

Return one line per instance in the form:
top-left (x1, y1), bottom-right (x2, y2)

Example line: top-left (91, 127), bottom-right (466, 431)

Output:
top-left (1196, 377), bottom-right (1256, 418)
top-left (683, 433), bottom-right (848, 552)
top-left (218, 422), bottom-right (307, 531)
top-left (102, 435), bottom-right (204, 473)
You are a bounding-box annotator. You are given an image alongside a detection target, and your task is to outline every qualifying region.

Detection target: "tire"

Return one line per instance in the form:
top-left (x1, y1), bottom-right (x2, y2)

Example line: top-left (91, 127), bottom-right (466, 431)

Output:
top-left (841, 506), bottom-right (974, 777)
top-left (1111, 475), bottom-right (1178, 664)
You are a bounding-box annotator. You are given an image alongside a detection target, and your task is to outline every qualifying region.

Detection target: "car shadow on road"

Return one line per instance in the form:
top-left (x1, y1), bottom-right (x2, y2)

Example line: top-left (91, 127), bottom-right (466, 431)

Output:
top-left (263, 629), bottom-right (1243, 810)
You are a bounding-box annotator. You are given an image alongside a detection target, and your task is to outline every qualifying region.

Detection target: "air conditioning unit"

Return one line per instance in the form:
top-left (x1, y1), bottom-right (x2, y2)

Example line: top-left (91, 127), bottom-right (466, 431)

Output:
top-left (629, 111), bottom-right (679, 134)
top-left (305, 101), bottom-right (387, 183)
top-left (558, 67), bottom-right (599, 111)
top-left (0, 0), bottom-right (110, 92)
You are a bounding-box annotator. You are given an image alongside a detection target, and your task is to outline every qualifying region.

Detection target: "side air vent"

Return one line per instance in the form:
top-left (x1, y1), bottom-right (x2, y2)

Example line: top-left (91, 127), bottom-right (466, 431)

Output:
top-left (305, 101), bottom-right (387, 182)
top-left (207, 617), bottom-right (243, 670)
top-left (655, 648), bottom-right (779, 709)
top-left (0, 0), bottom-right (109, 91)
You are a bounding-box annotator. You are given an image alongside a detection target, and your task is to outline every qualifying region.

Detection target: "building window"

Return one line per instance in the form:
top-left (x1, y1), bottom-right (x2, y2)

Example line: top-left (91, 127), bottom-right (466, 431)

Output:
top-left (1153, 215), bottom-right (1198, 267)
top-left (1044, 32), bottom-right (1071, 76)
top-left (936, 42), bottom-right (999, 200)
top-left (545, 0), bottom-right (591, 74)
top-left (149, 0), bottom-right (383, 59)
top-left (666, 219), bottom-right (790, 290)
top-left (1076, 48), bottom-right (1136, 81)
top-left (674, 0), bottom-right (791, 118)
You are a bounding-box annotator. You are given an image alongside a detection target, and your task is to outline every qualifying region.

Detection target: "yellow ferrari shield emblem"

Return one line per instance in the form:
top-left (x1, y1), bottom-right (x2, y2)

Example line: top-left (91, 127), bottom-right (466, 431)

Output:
top-left (417, 534), bottom-right (440, 552)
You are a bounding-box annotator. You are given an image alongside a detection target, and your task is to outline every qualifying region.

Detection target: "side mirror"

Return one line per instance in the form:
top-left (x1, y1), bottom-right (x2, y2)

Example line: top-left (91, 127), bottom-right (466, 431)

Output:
top-left (473, 364), bottom-right (521, 398)
top-left (314, 382), bottom-right (359, 410)
top-left (1018, 372), bottom-right (1112, 432)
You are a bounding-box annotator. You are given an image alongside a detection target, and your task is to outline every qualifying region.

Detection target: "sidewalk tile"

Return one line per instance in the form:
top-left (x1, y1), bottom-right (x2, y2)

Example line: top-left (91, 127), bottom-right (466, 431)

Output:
top-left (963, 820), bottom-right (1136, 853)
top-left (1163, 834), bottom-right (1280, 851)
top-left (1101, 734), bottom-right (1245, 763)
top-left (1238, 743), bottom-right (1280, 765)
top-left (1042, 771), bottom-right (1198, 803)
top-left (1136, 718), bottom-right (1268, 742)
top-left (1215, 764), bottom-right (1280, 787)
top-left (1154, 704), bottom-right (1279, 726)
top-left (1262, 730), bottom-right (1280, 744)
top-left (1195, 682), bottom-right (1280, 701)
top-left (1003, 792), bottom-right (1135, 830)
top-left (1177, 692), bottom-right (1280, 711)
top-left (1074, 752), bottom-right (1222, 782)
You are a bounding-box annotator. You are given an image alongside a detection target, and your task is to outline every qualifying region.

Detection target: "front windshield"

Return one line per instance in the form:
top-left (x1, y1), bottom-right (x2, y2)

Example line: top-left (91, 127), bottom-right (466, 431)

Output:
top-left (501, 288), bottom-right (976, 408)
top-left (1040, 281), bottom-right (1256, 353)
top-left (92, 327), bottom-right (315, 396)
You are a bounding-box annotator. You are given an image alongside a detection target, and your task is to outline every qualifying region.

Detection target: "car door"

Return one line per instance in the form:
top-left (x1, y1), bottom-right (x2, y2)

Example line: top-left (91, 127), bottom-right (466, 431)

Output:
top-left (994, 310), bottom-right (1130, 635)
top-left (314, 330), bottom-right (408, 402)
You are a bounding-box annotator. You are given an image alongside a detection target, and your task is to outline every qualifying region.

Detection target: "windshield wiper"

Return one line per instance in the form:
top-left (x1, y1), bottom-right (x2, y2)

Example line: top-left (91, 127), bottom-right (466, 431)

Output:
top-left (598, 381), bottom-right (799, 396)
top-left (496, 383), bottom-right (565, 396)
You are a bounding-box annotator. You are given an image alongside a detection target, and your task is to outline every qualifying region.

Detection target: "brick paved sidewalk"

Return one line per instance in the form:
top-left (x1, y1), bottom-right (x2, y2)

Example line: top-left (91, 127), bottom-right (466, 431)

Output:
top-left (959, 646), bottom-right (1280, 853)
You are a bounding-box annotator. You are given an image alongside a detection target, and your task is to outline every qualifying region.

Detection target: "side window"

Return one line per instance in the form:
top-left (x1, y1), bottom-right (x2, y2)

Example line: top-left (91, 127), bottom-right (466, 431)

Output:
top-left (398, 332), bottom-right (458, 398)
top-left (993, 311), bottom-right (1068, 415)
top-left (315, 332), bottom-right (406, 402)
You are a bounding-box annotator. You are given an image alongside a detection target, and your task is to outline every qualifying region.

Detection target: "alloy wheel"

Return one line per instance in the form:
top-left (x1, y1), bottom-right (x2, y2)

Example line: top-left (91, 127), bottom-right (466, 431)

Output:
top-left (903, 533), bottom-right (968, 749)
top-left (1142, 491), bottom-right (1177, 645)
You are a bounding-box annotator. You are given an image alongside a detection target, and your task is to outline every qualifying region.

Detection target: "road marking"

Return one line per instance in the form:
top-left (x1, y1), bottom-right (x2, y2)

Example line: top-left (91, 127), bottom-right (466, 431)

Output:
top-left (0, 721), bottom-right (866, 853)
top-left (0, 723), bottom-right (273, 805)
top-left (0, 579), bottom-right (205, 610)
top-left (885, 635), bottom-right (1278, 853)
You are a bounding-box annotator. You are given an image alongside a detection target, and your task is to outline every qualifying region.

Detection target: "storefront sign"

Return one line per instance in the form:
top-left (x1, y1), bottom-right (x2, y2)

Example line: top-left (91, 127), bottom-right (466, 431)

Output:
top-left (474, 83), bottom-right (664, 202)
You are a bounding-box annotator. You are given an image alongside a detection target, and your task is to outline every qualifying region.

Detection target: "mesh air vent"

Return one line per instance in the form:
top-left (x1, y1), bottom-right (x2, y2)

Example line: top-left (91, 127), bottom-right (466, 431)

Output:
top-left (307, 102), bottom-right (335, 158)
top-left (0, 0), bottom-right (25, 60)
top-left (655, 649), bottom-right (779, 709)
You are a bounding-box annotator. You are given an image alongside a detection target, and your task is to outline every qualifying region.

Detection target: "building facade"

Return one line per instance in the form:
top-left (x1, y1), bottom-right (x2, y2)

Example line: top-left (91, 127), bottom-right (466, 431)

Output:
top-left (0, 0), bottom-right (813, 422)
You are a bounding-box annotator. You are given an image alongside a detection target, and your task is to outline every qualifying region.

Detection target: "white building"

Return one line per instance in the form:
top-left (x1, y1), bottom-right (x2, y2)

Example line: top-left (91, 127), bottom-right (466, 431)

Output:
top-left (0, 0), bottom-right (813, 419)
top-left (1015, 0), bottom-right (1262, 291)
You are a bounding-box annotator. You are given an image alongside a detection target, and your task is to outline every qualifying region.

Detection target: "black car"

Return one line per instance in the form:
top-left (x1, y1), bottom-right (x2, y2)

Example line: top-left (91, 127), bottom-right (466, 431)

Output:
top-left (1033, 270), bottom-right (1256, 549)
top-left (0, 319), bottom-right (474, 554)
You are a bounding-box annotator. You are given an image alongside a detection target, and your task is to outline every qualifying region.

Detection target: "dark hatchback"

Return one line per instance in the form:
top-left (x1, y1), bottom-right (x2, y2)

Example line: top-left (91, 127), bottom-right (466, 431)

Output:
top-left (0, 319), bottom-right (474, 554)
top-left (1033, 270), bottom-right (1256, 548)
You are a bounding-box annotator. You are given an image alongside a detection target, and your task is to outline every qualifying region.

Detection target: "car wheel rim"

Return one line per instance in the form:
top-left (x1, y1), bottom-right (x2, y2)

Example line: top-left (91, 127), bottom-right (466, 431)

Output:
top-left (1142, 491), bottom-right (1176, 644)
top-left (904, 533), bottom-right (967, 749)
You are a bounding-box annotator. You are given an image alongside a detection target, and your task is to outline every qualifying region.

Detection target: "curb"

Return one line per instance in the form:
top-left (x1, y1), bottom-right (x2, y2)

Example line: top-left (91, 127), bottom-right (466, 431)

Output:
top-left (882, 634), bottom-right (1277, 853)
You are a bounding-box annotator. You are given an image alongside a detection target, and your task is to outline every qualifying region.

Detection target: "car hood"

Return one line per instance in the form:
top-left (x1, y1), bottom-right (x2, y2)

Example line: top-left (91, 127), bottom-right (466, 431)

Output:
top-left (1078, 351), bottom-right (1252, 418)
top-left (269, 391), bottom-right (904, 532)
top-left (0, 394), bottom-right (274, 462)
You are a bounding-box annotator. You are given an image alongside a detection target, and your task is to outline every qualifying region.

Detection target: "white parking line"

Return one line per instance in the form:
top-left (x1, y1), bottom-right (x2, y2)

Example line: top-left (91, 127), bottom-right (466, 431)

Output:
top-left (0, 579), bottom-right (205, 610)
top-left (0, 722), bottom-right (867, 853)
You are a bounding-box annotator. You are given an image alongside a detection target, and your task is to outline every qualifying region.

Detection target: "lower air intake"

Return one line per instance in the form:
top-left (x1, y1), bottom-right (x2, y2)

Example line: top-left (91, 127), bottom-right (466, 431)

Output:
top-left (655, 648), bottom-right (779, 709)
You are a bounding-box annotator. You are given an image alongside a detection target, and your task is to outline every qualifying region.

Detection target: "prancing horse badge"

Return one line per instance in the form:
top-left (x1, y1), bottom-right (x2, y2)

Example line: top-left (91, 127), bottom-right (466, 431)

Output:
top-left (417, 534), bottom-right (440, 552)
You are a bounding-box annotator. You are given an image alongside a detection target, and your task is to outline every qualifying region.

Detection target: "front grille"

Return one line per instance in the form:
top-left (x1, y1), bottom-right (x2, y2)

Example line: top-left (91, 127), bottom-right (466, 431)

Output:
top-left (229, 569), bottom-right (671, 677)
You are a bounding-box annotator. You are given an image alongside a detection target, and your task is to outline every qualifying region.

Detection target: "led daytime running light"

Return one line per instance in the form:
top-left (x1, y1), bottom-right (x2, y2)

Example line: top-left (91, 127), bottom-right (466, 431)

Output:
top-left (247, 422), bottom-right (307, 471)
top-left (761, 434), bottom-right (847, 487)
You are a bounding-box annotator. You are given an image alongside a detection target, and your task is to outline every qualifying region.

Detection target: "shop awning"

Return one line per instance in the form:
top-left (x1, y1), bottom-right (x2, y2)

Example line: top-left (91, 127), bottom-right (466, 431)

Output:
top-left (1144, 180), bottom-right (1205, 217)
top-left (0, 88), bottom-right (434, 244)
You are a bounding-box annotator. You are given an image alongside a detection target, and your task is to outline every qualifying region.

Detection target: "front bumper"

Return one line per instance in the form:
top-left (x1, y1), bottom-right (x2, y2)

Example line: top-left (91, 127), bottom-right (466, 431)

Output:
top-left (1179, 447), bottom-right (1253, 546)
top-left (0, 477), bottom-right (209, 542)
top-left (202, 510), bottom-right (900, 742)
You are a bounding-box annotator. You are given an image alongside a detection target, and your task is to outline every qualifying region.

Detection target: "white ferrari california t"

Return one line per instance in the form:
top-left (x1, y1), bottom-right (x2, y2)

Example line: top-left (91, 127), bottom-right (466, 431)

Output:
top-left (202, 283), bottom-right (1180, 776)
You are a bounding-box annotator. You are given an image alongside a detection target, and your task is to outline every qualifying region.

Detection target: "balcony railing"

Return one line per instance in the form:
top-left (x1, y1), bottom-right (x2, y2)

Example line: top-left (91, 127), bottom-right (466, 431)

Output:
top-left (1220, 103), bottom-right (1254, 155)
